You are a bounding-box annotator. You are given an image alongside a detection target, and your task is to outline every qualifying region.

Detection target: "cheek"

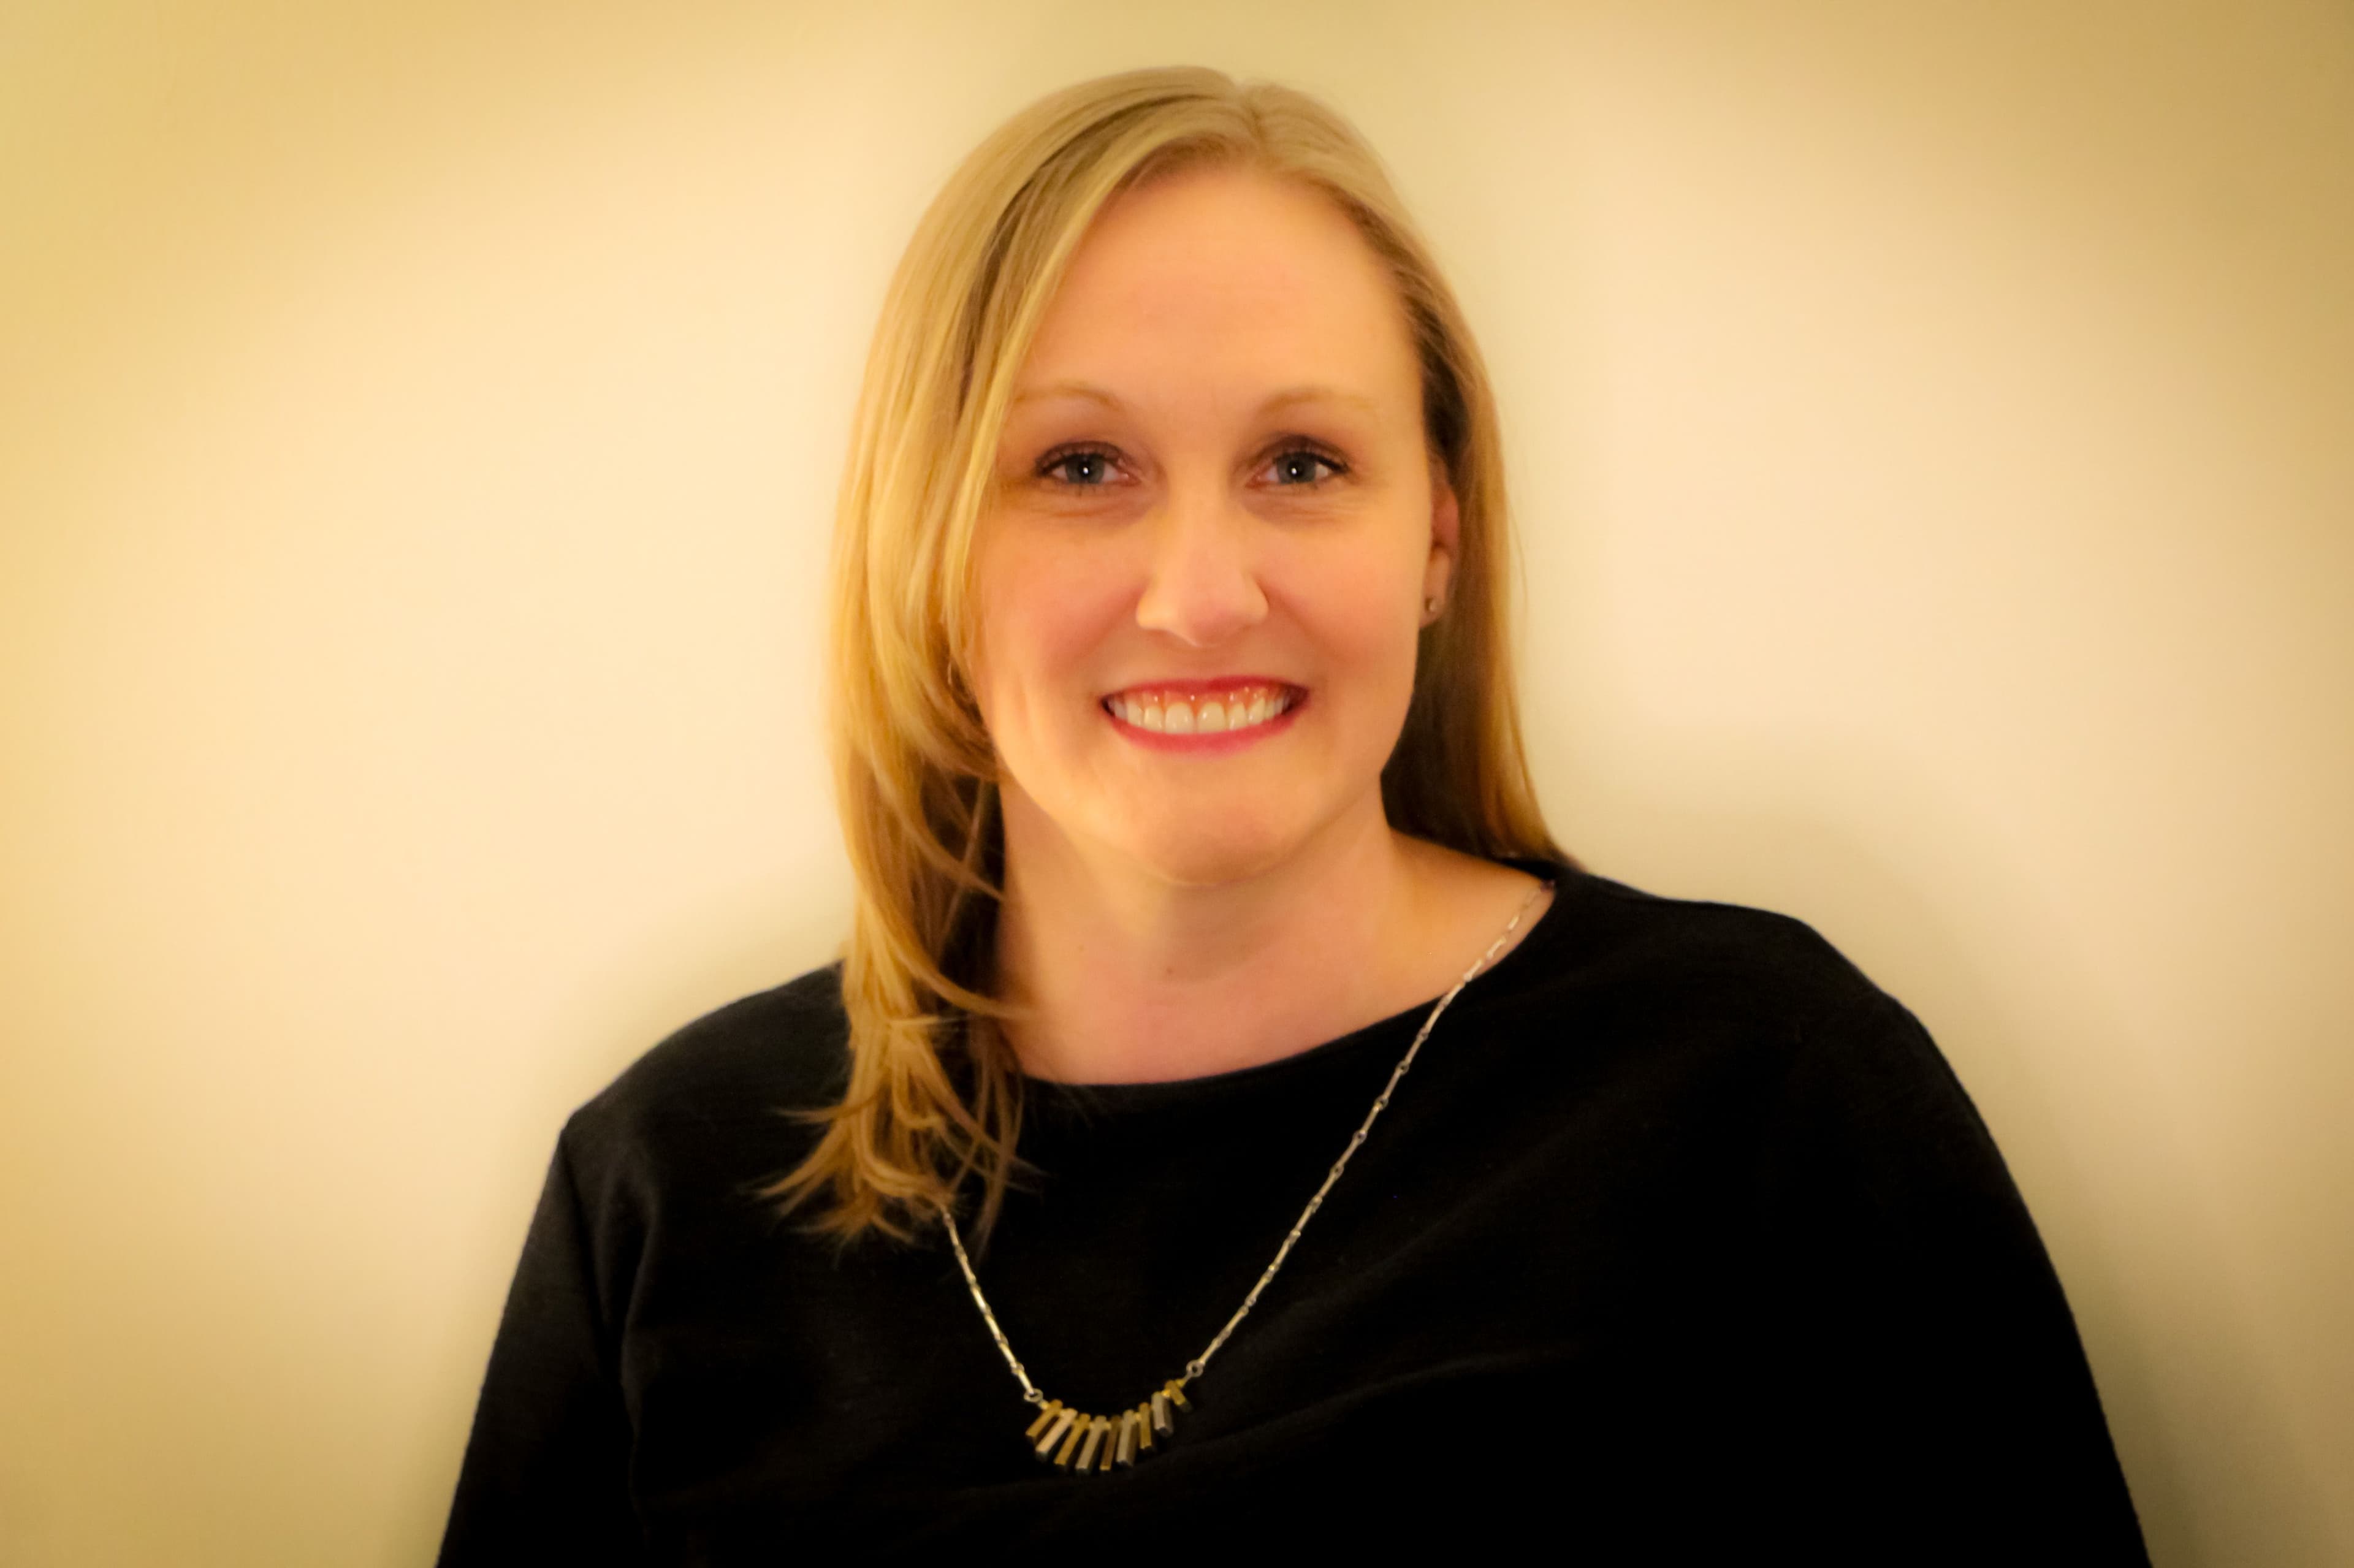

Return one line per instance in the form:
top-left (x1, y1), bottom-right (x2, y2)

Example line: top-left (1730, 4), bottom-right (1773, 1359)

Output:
top-left (972, 532), bottom-right (1133, 728)
top-left (1270, 528), bottom-right (1425, 685)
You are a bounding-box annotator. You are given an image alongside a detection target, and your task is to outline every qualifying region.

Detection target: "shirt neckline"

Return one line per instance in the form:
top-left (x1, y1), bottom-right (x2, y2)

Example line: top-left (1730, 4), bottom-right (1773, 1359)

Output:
top-left (1020, 860), bottom-right (1581, 1114)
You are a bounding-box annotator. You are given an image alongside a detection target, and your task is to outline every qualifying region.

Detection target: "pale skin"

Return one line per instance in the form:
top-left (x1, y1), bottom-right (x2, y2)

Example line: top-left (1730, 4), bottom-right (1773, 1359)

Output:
top-left (972, 164), bottom-right (1552, 1086)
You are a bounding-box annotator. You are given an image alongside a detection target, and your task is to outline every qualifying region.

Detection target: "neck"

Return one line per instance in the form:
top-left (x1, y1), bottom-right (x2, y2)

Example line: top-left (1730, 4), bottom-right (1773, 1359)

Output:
top-left (993, 786), bottom-right (1450, 1084)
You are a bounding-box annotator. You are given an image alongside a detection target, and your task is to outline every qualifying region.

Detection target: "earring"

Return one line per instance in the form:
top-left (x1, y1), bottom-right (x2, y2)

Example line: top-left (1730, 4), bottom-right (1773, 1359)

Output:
top-left (1424, 595), bottom-right (1442, 617)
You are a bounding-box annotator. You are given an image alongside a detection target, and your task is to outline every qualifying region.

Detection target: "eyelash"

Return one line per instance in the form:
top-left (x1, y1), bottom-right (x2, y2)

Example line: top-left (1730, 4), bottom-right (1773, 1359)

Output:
top-left (1035, 442), bottom-right (1349, 489)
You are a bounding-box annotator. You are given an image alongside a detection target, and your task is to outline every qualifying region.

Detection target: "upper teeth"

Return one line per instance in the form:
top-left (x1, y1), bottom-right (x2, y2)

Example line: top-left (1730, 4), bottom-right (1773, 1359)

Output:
top-left (1107, 686), bottom-right (1295, 735)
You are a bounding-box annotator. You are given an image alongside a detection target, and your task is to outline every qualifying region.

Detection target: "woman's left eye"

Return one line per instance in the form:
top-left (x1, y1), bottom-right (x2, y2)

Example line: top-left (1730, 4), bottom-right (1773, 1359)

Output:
top-left (1264, 448), bottom-right (1344, 487)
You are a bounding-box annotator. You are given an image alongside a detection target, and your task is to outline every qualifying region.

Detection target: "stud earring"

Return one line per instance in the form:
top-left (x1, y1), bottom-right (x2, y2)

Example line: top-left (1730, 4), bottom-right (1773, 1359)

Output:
top-left (1424, 596), bottom-right (1442, 616)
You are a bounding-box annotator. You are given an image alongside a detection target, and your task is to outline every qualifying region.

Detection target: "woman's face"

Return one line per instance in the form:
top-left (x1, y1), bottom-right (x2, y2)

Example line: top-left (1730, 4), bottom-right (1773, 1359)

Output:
top-left (972, 164), bottom-right (1456, 887)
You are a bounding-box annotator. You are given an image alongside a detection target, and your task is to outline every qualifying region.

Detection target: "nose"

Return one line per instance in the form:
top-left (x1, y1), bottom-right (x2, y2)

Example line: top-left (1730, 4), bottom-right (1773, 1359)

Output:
top-left (1132, 488), bottom-right (1268, 649)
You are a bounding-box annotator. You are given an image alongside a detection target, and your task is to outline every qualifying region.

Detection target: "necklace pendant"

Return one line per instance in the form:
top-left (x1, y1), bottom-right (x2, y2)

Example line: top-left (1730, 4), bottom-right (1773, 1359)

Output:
top-left (1026, 1381), bottom-right (1189, 1474)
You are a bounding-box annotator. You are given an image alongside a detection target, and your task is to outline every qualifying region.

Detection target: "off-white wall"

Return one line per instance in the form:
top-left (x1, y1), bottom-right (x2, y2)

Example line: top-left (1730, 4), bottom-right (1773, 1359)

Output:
top-left (3, 2), bottom-right (2347, 1562)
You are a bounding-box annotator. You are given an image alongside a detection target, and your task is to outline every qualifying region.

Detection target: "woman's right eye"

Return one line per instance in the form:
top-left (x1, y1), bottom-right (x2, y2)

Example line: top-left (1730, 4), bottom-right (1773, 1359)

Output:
top-left (1039, 447), bottom-right (1118, 487)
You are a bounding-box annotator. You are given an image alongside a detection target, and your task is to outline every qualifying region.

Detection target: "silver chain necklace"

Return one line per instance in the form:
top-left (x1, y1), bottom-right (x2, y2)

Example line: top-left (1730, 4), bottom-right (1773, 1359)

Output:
top-left (942, 879), bottom-right (1552, 1475)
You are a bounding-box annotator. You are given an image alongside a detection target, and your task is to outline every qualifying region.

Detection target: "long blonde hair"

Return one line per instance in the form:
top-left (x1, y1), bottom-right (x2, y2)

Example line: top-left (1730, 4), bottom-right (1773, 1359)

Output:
top-left (764, 66), bottom-right (1566, 1247)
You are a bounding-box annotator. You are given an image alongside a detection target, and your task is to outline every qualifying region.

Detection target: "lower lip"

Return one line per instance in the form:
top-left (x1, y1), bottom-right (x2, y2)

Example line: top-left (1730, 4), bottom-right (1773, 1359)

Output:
top-left (1104, 695), bottom-right (1306, 753)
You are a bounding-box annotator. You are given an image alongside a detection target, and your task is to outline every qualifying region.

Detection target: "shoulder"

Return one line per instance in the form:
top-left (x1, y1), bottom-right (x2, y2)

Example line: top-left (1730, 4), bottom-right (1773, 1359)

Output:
top-left (555, 962), bottom-right (850, 1198)
top-left (1531, 867), bottom-right (1891, 1033)
top-left (1476, 865), bottom-right (1964, 1135)
top-left (1480, 871), bottom-right (2025, 1236)
top-left (1528, 867), bottom-right (1988, 1162)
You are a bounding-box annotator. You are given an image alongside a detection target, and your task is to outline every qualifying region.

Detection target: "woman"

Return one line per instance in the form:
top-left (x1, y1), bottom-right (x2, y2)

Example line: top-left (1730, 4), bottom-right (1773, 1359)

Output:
top-left (440, 67), bottom-right (2147, 1561)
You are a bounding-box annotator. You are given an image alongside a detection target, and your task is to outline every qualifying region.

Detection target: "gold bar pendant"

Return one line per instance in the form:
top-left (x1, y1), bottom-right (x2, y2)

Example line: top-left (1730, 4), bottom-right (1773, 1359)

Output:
top-left (1052, 1413), bottom-right (1087, 1469)
top-left (1035, 1406), bottom-right (1077, 1461)
top-left (1030, 1385), bottom-right (1189, 1471)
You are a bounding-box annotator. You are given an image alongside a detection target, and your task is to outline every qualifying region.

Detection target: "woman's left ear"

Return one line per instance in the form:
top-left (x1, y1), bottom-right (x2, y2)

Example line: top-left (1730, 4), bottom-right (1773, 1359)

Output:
top-left (1423, 455), bottom-right (1460, 623)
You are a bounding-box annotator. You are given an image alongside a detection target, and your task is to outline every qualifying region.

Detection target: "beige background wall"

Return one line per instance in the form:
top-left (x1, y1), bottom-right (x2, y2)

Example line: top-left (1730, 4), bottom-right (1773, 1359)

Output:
top-left (3, 2), bottom-right (2348, 1562)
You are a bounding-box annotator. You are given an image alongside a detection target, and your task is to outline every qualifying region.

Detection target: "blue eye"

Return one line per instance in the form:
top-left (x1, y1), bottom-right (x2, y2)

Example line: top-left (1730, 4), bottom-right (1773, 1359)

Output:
top-left (1267, 447), bottom-right (1344, 486)
top-left (1041, 447), bottom-right (1116, 486)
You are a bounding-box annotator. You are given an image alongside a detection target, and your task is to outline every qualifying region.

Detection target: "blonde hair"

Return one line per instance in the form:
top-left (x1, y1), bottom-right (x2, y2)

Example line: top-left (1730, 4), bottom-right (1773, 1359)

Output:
top-left (764, 66), bottom-right (1567, 1246)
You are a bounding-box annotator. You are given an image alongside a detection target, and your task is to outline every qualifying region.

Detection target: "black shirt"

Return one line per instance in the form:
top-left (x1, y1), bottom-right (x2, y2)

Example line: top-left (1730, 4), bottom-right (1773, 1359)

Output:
top-left (438, 867), bottom-right (2148, 1562)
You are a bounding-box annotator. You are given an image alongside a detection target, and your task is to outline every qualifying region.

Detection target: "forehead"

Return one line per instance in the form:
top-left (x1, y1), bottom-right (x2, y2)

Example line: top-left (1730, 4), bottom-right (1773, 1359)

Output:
top-left (1013, 164), bottom-right (1419, 410)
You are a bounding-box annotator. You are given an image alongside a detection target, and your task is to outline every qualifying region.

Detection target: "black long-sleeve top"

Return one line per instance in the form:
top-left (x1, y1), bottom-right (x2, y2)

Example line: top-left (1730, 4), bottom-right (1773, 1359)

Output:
top-left (438, 866), bottom-right (2148, 1562)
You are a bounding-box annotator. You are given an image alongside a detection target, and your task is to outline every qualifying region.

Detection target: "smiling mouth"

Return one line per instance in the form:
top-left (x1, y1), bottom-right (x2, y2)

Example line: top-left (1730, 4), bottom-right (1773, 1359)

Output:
top-left (1102, 683), bottom-right (1300, 736)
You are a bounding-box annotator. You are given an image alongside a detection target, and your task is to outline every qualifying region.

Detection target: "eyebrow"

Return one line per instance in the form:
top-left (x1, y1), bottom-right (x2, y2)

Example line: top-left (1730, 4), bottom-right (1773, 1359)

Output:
top-left (1008, 381), bottom-right (1382, 416)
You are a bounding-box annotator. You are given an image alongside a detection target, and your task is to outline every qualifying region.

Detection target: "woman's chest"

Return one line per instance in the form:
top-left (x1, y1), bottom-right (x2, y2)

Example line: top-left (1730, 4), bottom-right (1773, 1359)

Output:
top-left (614, 1073), bottom-right (1769, 1539)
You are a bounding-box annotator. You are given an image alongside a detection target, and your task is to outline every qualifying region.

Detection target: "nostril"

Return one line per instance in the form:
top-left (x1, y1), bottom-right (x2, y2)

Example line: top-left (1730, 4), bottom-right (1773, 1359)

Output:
top-left (1134, 580), bottom-right (1270, 647)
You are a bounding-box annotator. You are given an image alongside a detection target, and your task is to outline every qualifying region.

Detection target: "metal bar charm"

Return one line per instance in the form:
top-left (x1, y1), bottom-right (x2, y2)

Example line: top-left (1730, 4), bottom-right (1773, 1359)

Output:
top-left (1075, 1417), bottom-right (1107, 1471)
top-left (1034, 1404), bottom-right (1076, 1462)
top-left (1052, 1412), bottom-right (1087, 1469)
top-left (1023, 1383), bottom-right (1192, 1474)
top-left (1114, 1410), bottom-right (1139, 1467)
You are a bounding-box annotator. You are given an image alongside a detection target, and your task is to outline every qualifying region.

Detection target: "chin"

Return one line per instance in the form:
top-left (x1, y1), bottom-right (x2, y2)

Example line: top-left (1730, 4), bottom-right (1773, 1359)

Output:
top-left (1110, 810), bottom-right (1309, 889)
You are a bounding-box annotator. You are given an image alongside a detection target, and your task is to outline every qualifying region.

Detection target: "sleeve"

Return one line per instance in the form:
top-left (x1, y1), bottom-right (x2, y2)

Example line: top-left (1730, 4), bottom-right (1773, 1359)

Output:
top-left (1746, 988), bottom-right (2149, 1564)
top-left (436, 1131), bottom-right (643, 1567)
